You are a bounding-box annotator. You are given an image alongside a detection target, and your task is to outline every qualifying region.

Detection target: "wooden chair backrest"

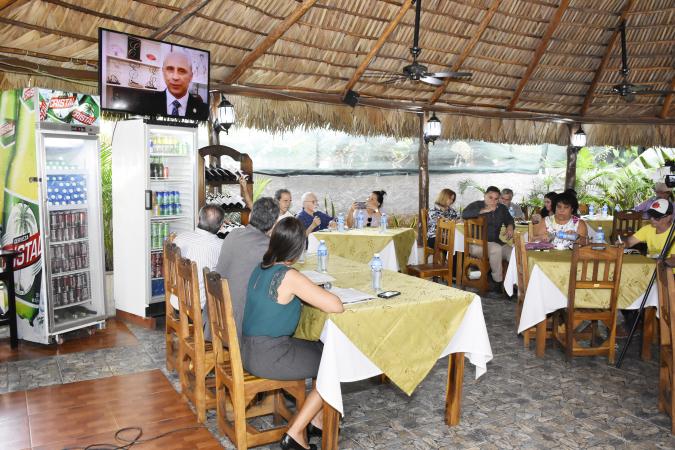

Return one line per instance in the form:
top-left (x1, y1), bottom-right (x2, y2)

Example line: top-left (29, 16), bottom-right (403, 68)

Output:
top-left (420, 208), bottom-right (429, 249)
top-left (514, 232), bottom-right (529, 297)
top-left (521, 204), bottom-right (529, 220)
top-left (163, 238), bottom-right (180, 314)
top-left (204, 269), bottom-right (243, 385)
top-left (432, 218), bottom-right (456, 265)
top-left (463, 216), bottom-right (488, 255)
top-left (612, 210), bottom-right (643, 242)
top-left (656, 259), bottom-right (675, 350)
top-left (567, 244), bottom-right (624, 311)
top-left (176, 256), bottom-right (206, 347)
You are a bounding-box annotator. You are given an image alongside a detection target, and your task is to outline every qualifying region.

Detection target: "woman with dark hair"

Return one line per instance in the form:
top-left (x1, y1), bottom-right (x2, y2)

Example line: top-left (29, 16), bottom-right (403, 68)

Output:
top-left (241, 217), bottom-right (344, 450)
top-left (532, 192), bottom-right (588, 249)
top-left (540, 191), bottom-right (558, 218)
top-left (346, 190), bottom-right (387, 228)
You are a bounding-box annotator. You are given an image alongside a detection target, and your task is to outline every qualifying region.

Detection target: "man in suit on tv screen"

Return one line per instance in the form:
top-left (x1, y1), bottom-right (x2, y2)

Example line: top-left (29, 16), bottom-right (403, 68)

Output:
top-left (150, 51), bottom-right (208, 120)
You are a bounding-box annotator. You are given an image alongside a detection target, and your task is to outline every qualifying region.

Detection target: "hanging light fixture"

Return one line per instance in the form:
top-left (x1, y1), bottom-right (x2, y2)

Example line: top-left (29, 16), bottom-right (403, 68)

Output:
top-left (215, 97), bottom-right (235, 134)
top-left (424, 112), bottom-right (441, 145)
top-left (570, 125), bottom-right (586, 148)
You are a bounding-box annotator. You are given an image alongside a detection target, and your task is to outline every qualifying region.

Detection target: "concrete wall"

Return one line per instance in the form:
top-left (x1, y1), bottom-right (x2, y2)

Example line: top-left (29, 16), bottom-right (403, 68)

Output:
top-left (256, 172), bottom-right (563, 217)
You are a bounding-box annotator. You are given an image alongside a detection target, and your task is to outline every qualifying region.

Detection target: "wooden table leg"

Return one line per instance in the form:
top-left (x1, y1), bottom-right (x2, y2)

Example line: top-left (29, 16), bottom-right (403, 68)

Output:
top-left (535, 320), bottom-right (546, 357)
top-left (322, 401), bottom-right (340, 450)
top-left (641, 307), bottom-right (656, 361)
top-left (445, 352), bottom-right (464, 426)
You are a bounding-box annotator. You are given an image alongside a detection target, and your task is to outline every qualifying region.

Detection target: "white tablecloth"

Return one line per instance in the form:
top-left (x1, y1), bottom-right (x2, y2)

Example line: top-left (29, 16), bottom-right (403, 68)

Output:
top-left (316, 295), bottom-right (492, 415)
top-left (307, 232), bottom-right (418, 271)
top-left (503, 249), bottom-right (659, 334)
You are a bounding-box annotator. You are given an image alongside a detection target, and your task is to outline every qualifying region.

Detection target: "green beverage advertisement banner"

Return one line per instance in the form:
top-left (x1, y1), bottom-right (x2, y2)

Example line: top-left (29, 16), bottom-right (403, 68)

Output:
top-left (38, 90), bottom-right (101, 126)
top-left (0, 88), bottom-right (45, 342)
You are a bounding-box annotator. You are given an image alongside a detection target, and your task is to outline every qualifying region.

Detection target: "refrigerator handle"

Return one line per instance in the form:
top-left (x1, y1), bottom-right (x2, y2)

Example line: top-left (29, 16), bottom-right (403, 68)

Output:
top-left (145, 190), bottom-right (153, 210)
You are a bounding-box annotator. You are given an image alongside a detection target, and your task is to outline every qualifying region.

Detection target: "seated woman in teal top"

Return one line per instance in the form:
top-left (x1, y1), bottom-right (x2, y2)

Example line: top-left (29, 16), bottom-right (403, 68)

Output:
top-left (241, 217), bottom-right (344, 450)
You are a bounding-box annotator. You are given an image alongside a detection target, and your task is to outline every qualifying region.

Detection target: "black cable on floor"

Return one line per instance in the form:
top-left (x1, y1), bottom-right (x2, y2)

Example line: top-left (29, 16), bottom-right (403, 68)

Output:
top-left (62, 425), bottom-right (207, 450)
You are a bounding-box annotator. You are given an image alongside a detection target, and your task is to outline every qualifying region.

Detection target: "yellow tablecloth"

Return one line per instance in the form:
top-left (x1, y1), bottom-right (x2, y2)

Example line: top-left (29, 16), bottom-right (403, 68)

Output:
top-left (526, 251), bottom-right (654, 309)
top-left (311, 228), bottom-right (417, 271)
top-left (293, 254), bottom-right (474, 395)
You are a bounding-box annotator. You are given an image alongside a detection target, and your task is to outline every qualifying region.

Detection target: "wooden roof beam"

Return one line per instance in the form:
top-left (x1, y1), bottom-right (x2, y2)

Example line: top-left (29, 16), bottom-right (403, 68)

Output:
top-left (224, 0), bottom-right (318, 85)
top-left (150, 0), bottom-right (211, 40)
top-left (341, 0), bottom-right (413, 98)
top-left (659, 76), bottom-right (675, 118)
top-left (506, 0), bottom-right (569, 111)
top-left (580, 0), bottom-right (635, 116)
top-left (428, 0), bottom-right (502, 105)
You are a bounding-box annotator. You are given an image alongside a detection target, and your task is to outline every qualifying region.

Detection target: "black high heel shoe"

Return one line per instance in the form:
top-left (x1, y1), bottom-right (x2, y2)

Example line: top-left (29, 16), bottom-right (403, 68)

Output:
top-left (280, 433), bottom-right (317, 450)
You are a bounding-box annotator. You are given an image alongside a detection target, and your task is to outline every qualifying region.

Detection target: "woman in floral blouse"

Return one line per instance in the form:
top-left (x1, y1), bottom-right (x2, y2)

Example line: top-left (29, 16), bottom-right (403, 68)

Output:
top-left (427, 188), bottom-right (460, 248)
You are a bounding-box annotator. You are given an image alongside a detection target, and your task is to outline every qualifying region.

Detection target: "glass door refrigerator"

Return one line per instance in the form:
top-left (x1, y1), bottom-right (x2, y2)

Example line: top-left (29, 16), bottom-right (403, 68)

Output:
top-left (0, 88), bottom-right (106, 344)
top-left (112, 119), bottom-right (196, 320)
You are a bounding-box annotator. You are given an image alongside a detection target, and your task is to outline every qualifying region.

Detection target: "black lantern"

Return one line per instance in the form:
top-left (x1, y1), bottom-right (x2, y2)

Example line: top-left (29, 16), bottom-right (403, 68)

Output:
top-left (424, 112), bottom-right (441, 145)
top-left (571, 125), bottom-right (587, 148)
top-left (215, 97), bottom-right (235, 134)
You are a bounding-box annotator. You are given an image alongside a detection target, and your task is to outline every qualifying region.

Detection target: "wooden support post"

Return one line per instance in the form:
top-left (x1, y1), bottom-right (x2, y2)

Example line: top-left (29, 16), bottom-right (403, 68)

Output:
top-left (565, 145), bottom-right (578, 191)
top-left (418, 113), bottom-right (429, 246)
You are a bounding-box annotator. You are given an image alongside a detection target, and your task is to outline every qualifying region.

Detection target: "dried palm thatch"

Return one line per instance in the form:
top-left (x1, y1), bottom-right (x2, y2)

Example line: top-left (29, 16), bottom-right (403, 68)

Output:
top-left (0, 0), bottom-right (673, 146)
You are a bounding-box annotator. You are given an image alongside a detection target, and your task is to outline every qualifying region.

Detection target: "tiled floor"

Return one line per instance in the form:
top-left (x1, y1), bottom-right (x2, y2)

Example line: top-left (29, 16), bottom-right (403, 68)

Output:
top-left (2, 290), bottom-right (675, 449)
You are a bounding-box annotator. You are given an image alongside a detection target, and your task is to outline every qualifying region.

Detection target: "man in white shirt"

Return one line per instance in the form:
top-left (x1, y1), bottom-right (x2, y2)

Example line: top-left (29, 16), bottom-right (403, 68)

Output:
top-left (275, 188), bottom-right (294, 221)
top-left (172, 205), bottom-right (224, 313)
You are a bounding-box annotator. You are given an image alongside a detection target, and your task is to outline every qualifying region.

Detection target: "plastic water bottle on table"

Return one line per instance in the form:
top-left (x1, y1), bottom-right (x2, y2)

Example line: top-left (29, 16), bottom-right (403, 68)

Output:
top-left (370, 253), bottom-right (383, 293)
top-left (317, 240), bottom-right (329, 273)
top-left (337, 213), bottom-right (345, 232)
top-left (380, 213), bottom-right (387, 233)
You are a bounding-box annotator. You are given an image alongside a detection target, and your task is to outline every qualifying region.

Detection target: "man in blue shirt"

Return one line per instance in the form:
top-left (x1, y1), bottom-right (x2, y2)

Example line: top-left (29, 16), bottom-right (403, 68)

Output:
top-left (296, 192), bottom-right (335, 232)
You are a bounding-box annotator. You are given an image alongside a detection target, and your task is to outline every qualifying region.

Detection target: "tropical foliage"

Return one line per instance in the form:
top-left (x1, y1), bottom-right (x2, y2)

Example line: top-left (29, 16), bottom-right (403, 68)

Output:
top-left (100, 141), bottom-right (113, 271)
top-left (252, 175), bottom-right (272, 202)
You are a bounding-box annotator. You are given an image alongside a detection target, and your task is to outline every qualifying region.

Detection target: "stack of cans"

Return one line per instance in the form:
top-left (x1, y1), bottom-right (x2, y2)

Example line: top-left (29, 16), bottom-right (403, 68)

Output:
top-left (46, 175), bottom-right (88, 206)
top-left (51, 272), bottom-right (90, 307)
top-left (49, 210), bottom-right (88, 241)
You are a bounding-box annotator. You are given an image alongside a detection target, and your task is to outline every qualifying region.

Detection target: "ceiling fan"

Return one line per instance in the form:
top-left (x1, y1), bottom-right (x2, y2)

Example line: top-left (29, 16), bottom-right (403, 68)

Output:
top-left (601, 20), bottom-right (675, 102)
top-left (362, 0), bottom-right (472, 86)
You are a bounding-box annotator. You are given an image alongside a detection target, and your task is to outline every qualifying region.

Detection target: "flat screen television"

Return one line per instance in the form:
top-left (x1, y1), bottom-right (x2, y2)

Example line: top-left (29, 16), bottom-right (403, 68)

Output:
top-left (98, 28), bottom-right (210, 121)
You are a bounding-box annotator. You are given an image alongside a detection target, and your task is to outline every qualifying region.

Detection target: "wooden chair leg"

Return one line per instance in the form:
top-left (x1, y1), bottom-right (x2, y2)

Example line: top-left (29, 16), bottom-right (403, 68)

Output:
top-left (535, 321), bottom-right (547, 357)
top-left (642, 307), bottom-right (656, 361)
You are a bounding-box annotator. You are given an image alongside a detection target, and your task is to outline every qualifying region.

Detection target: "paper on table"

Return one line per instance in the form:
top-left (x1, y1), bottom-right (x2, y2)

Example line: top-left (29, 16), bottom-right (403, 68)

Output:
top-left (330, 287), bottom-right (375, 304)
top-left (301, 270), bottom-right (336, 285)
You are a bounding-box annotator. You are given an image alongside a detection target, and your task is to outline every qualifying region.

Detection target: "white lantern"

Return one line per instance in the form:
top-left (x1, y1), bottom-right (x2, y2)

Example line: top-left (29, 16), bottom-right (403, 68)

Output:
top-left (424, 112), bottom-right (441, 144)
top-left (571, 125), bottom-right (586, 148)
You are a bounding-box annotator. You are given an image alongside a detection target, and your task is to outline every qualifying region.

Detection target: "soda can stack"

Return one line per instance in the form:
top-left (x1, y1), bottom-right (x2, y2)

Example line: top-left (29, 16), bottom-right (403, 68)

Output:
top-left (46, 174), bottom-right (87, 206)
top-left (50, 241), bottom-right (90, 274)
top-left (151, 252), bottom-right (164, 278)
top-left (151, 221), bottom-right (170, 249)
top-left (49, 210), bottom-right (88, 241)
top-left (154, 190), bottom-right (181, 216)
top-left (51, 272), bottom-right (91, 307)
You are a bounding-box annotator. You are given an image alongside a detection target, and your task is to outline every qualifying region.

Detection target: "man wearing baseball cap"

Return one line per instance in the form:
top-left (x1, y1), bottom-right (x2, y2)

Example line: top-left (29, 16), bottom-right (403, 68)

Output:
top-left (625, 199), bottom-right (675, 258)
top-left (634, 182), bottom-right (674, 217)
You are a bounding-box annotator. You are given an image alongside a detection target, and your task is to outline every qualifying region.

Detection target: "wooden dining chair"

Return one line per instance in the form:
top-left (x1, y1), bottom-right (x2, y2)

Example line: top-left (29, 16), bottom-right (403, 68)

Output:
top-left (204, 269), bottom-right (307, 449)
top-left (163, 235), bottom-right (181, 372)
top-left (656, 257), bottom-right (675, 433)
top-left (407, 218), bottom-right (455, 285)
top-left (461, 216), bottom-right (490, 294)
top-left (513, 232), bottom-right (552, 351)
top-left (176, 256), bottom-right (216, 423)
top-left (420, 208), bottom-right (434, 263)
top-left (552, 244), bottom-right (624, 363)
top-left (578, 204), bottom-right (589, 215)
top-left (611, 210), bottom-right (643, 243)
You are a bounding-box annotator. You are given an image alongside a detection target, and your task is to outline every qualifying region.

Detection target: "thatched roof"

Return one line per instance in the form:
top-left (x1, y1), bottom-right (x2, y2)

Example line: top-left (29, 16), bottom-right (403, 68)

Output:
top-left (0, 0), bottom-right (673, 146)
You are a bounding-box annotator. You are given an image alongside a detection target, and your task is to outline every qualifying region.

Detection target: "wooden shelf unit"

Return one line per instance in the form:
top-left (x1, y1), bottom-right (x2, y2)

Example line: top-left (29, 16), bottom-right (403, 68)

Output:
top-left (197, 145), bottom-right (252, 225)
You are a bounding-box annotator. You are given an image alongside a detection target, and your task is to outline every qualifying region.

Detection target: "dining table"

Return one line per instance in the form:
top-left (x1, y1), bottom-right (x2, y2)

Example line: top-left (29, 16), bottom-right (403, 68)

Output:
top-left (293, 254), bottom-right (493, 450)
top-left (307, 227), bottom-right (418, 272)
top-left (503, 248), bottom-right (658, 358)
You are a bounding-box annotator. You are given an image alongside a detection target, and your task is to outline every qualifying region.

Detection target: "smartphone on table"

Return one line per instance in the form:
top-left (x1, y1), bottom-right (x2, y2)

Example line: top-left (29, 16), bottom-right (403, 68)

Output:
top-left (377, 290), bottom-right (401, 299)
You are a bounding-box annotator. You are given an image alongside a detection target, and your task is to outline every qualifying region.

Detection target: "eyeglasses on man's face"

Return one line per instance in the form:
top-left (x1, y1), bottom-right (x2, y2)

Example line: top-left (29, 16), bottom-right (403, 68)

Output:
top-left (304, 199), bottom-right (318, 204)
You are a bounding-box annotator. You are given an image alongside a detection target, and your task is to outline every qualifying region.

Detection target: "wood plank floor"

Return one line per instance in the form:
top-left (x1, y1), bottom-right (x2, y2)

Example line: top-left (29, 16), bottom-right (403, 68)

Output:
top-left (0, 319), bottom-right (138, 363)
top-left (0, 369), bottom-right (221, 449)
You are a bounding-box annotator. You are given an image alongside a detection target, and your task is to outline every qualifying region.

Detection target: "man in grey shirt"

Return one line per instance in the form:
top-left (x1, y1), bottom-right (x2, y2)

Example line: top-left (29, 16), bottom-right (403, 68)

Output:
top-left (214, 197), bottom-right (279, 341)
top-left (462, 185), bottom-right (515, 284)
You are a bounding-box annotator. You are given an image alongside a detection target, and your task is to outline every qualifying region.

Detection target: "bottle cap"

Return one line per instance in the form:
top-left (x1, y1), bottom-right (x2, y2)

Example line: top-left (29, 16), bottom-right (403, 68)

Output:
top-left (320, 239), bottom-right (325, 243)
top-left (374, 253), bottom-right (380, 257)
